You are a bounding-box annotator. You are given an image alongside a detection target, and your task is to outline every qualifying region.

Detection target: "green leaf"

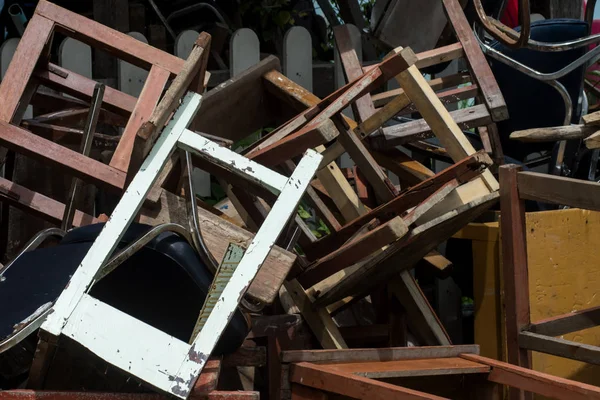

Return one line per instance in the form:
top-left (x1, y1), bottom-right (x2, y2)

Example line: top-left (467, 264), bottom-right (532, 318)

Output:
top-left (297, 204), bottom-right (311, 219)
top-left (273, 10), bottom-right (291, 27)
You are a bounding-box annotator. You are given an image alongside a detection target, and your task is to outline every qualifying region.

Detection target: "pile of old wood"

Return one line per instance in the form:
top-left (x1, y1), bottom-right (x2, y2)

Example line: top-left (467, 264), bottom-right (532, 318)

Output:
top-left (3, 1), bottom-right (600, 400)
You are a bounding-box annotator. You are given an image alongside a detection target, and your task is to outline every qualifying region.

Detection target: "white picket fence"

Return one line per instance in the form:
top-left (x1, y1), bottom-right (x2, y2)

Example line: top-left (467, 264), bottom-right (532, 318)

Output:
top-left (0, 25), bottom-right (368, 194)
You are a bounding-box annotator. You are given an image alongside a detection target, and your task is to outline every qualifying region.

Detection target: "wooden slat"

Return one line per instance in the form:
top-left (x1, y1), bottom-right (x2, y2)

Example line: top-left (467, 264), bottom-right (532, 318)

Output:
top-left (282, 345), bottom-right (480, 363)
top-left (289, 362), bottom-right (447, 400)
top-left (511, 124), bottom-right (596, 143)
top-left (35, 63), bottom-right (137, 117)
top-left (370, 105), bottom-right (491, 148)
top-left (371, 148), bottom-right (434, 186)
top-left (0, 391), bottom-right (259, 400)
top-left (0, 14), bottom-right (54, 122)
top-left (304, 152), bottom-right (491, 260)
top-left (35, 0), bottom-right (184, 74)
top-left (415, 42), bottom-right (464, 69)
top-left (0, 121), bottom-right (124, 192)
top-left (0, 176), bottom-right (98, 227)
top-left (529, 306), bottom-right (600, 337)
top-left (298, 216), bottom-right (408, 287)
top-left (498, 165), bottom-right (532, 382)
top-left (326, 357), bottom-right (489, 378)
top-left (462, 353), bottom-right (600, 400)
top-left (517, 171), bottom-right (600, 211)
top-left (519, 331), bottom-right (600, 365)
top-left (442, 0), bottom-right (508, 121)
top-left (110, 65), bottom-right (170, 172)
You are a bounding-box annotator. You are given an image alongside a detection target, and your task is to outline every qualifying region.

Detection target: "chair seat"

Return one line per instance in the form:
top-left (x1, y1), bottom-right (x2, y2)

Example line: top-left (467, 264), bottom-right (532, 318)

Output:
top-left (0, 223), bottom-right (249, 357)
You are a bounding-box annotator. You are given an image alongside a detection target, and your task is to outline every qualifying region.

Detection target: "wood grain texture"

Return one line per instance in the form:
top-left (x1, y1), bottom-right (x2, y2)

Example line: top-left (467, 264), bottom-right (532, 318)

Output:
top-left (530, 306), bottom-right (600, 337)
top-left (35, 0), bottom-right (184, 74)
top-left (0, 14), bottom-right (53, 122)
top-left (442, 0), bottom-right (508, 121)
top-left (519, 331), bottom-right (600, 365)
top-left (511, 124), bottom-right (596, 142)
top-left (110, 65), bottom-right (170, 172)
top-left (462, 353), bottom-right (600, 400)
top-left (289, 362), bottom-right (447, 400)
top-left (517, 171), bottom-right (600, 211)
top-left (498, 165), bottom-right (532, 380)
top-left (298, 216), bottom-right (408, 287)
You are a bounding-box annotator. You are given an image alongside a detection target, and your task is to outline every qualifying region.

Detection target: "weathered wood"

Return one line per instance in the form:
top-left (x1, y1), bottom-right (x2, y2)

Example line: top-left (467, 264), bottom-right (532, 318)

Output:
top-left (127, 33), bottom-right (210, 183)
top-left (298, 217), bottom-right (408, 287)
top-left (517, 171), bottom-right (600, 211)
top-left (0, 391), bottom-right (259, 400)
top-left (511, 124), bottom-right (596, 142)
top-left (289, 362), bottom-right (446, 399)
top-left (498, 165), bottom-right (532, 385)
top-left (529, 306), bottom-right (600, 337)
top-left (325, 357), bottom-right (489, 378)
top-left (305, 152), bottom-right (491, 259)
top-left (370, 104), bottom-right (491, 148)
top-left (110, 65), bottom-right (170, 172)
top-left (583, 110), bottom-right (600, 126)
top-left (462, 353), bottom-right (600, 400)
top-left (519, 331), bottom-right (600, 365)
top-left (371, 148), bottom-right (435, 185)
top-left (442, 0), bottom-right (508, 120)
top-left (140, 189), bottom-right (297, 305)
top-left (584, 129), bottom-right (600, 149)
top-left (0, 14), bottom-right (54, 122)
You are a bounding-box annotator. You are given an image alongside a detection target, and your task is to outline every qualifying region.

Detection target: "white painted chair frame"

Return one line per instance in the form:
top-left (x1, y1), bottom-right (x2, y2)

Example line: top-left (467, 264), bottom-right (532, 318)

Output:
top-left (38, 92), bottom-right (323, 398)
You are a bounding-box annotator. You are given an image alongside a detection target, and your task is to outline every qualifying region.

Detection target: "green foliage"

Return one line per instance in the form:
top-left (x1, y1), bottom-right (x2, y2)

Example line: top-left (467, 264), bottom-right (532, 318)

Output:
top-left (297, 202), bottom-right (331, 239)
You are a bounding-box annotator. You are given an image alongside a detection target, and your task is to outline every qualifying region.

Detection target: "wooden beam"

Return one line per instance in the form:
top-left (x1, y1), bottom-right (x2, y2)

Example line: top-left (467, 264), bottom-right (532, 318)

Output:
top-left (511, 124), bottom-right (596, 143)
top-left (517, 171), bottom-right (600, 211)
top-left (442, 0), bottom-right (508, 121)
top-left (289, 362), bottom-right (447, 400)
top-left (298, 217), bottom-right (409, 287)
top-left (498, 165), bottom-right (532, 388)
top-left (462, 354), bottom-right (600, 400)
top-left (529, 306), bottom-right (600, 337)
top-left (35, 0), bottom-right (185, 74)
top-left (519, 331), bottom-right (600, 365)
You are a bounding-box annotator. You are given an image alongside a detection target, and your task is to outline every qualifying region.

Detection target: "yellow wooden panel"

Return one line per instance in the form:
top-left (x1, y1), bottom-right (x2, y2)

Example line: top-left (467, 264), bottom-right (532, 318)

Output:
top-left (526, 208), bottom-right (600, 385)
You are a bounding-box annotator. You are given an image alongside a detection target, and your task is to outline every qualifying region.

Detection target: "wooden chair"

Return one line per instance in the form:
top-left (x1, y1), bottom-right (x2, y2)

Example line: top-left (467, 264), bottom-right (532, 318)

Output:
top-left (500, 164), bottom-right (600, 399)
top-left (280, 346), bottom-right (600, 400)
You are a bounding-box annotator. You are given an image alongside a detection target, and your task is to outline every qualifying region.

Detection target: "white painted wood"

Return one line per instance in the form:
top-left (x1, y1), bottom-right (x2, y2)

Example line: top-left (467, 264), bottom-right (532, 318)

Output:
top-left (118, 32), bottom-right (150, 97)
top-left (58, 38), bottom-right (92, 79)
top-left (283, 26), bottom-right (312, 91)
top-left (230, 28), bottom-right (260, 77)
top-left (175, 30), bottom-right (200, 59)
top-left (41, 93), bottom-right (203, 337)
top-left (178, 130), bottom-right (288, 193)
top-left (63, 294), bottom-right (190, 393)
top-left (174, 148), bottom-right (323, 392)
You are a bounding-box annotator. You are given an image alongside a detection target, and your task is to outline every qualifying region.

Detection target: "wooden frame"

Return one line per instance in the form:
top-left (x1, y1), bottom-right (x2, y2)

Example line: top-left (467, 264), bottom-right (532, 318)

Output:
top-left (280, 346), bottom-right (600, 400)
top-left (500, 164), bottom-right (600, 399)
top-left (37, 93), bottom-right (322, 399)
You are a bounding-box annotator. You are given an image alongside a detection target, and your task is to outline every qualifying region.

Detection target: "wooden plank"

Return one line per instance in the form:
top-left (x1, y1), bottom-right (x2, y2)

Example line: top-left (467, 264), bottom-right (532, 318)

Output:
top-left (305, 152), bottom-right (491, 259)
top-left (498, 165), bottom-right (532, 379)
top-left (249, 48), bottom-right (418, 167)
top-left (518, 171), bottom-right (600, 211)
top-left (128, 33), bottom-right (210, 183)
top-left (511, 124), bottom-right (596, 143)
top-left (0, 391), bottom-right (259, 400)
top-left (371, 148), bottom-right (435, 186)
top-left (314, 192), bottom-right (499, 306)
top-left (519, 331), bottom-right (600, 365)
top-left (326, 357), bottom-right (489, 378)
top-left (582, 110), bottom-right (600, 126)
top-left (35, 63), bottom-right (137, 117)
top-left (442, 0), bottom-right (508, 121)
top-left (584, 129), bottom-right (600, 149)
top-left (370, 105), bottom-right (490, 148)
top-left (390, 272), bottom-right (451, 346)
top-left (371, 73), bottom-right (471, 107)
top-left (140, 189), bottom-right (296, 305)
top-left (0, 121), bottom-right (124, 192)
top-left (392, 84), bottom-right (480, 117)
top-left (298, 216), bottom-right (408, 287)
top-left (462, 353), bottom-right (600, 400)
top-left (0, 176), bottom-right (98, 227)
top-left (529, 306), bottom-right (600, 337)
top-left (415, 42), bottom-right (463, 69)
top-left (110, 65), bottom-right (170, 172)
top-left (289, 362), bottom-right (447, 400)
top-left (282, 345), bottom-right (479, 363)
top-left (282, 280), bottom-right (348, 349)
top-left (0, 14), bottom-right (53, 122)
top-left (35, 0), bottom-right (184, 75)
top-left (291, 384), bottom-right (328, 400)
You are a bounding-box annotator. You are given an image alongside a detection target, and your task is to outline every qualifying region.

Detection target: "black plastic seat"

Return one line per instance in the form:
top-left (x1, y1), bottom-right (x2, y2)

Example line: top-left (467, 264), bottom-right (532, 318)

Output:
top-left (0, 223), bottom-right (249, 356)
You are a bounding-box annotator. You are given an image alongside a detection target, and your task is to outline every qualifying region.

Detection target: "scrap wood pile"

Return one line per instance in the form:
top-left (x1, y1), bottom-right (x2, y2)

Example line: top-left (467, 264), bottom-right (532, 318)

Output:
top-left (0, 1), bottom-right (599, 400)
